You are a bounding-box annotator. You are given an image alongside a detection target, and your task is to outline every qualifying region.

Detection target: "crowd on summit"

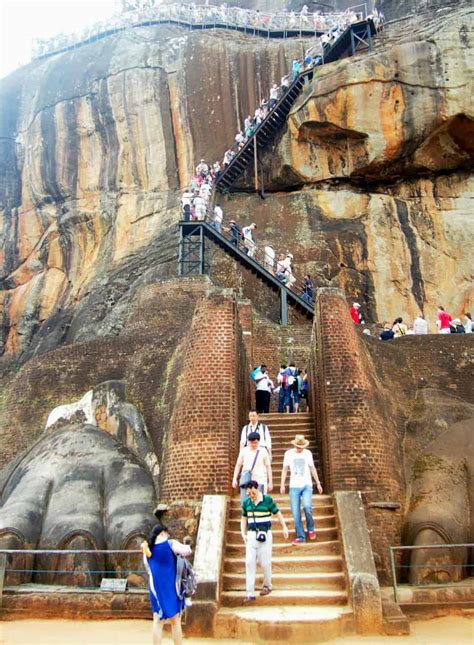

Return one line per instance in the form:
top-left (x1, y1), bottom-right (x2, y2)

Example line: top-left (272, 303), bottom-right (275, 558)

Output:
top-left (32, 2), bottom-right (384, 59)
top-left (349, 302), bottom-right (473, 338)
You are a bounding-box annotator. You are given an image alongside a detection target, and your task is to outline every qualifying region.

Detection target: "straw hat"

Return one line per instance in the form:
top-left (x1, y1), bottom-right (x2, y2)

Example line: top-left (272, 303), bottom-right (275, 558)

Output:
top-left (291, 434), bottom-right (309, 448)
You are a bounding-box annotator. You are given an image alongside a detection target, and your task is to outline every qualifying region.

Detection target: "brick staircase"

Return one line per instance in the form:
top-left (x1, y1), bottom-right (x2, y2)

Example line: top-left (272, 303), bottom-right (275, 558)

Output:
top-left (215, 412), bottom-right (354, 641)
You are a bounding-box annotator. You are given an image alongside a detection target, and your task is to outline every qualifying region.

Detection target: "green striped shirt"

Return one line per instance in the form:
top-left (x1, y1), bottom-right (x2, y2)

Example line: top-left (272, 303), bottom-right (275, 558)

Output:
top-left (242, 494), bottom-right (279, 532)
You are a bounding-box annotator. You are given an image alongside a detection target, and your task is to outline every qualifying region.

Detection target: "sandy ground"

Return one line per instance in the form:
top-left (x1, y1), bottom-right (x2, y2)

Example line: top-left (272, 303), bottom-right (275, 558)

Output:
top-left (0, 616), bottom-right (473, 644)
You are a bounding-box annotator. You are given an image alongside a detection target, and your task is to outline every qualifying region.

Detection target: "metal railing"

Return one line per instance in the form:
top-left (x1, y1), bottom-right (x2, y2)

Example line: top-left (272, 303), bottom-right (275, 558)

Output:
top-left (181, 185), bottom-right (314, 308)
top-left (0, 549), bottom-right (148, 596)
top-left (31, 3), bottom-right (369, 60)
top-left (389, 544), bottom-right (474, 604)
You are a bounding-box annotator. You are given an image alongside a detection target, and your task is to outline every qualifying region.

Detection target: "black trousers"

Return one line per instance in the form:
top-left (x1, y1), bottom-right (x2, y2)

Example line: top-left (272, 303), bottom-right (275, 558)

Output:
top-left (256, 390), bottom-right (270, 414)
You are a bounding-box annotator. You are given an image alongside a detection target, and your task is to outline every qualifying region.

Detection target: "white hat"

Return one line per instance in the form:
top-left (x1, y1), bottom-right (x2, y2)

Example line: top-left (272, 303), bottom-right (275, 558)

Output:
top-left (286, 253), bottom-right (294, 259)
top-left (353, 302), bottom-right (361, 308)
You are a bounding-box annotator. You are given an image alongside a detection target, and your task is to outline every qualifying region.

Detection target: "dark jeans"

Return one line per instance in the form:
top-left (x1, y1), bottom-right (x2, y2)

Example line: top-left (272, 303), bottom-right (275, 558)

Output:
top-left (256, 390), bottom-right (270, 414)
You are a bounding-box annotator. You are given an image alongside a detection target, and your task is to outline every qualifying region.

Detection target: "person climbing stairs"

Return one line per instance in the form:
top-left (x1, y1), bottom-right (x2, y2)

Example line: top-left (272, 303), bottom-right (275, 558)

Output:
top-left (215, 411), bottom-right (354, 640)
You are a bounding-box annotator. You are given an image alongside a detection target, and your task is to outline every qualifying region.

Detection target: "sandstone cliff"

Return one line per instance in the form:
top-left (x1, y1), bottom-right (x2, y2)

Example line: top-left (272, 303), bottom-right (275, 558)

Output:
top-left (0, 7), bottom-right (472, 367)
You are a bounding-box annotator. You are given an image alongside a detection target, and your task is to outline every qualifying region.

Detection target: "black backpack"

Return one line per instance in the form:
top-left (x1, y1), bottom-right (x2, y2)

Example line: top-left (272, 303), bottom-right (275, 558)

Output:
top-left (244, 422), bottom-right (267, 445)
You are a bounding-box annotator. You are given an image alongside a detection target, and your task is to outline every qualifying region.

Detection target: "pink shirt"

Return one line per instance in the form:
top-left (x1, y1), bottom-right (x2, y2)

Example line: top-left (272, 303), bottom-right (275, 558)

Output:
top-left (438, 311), bottom-right (452, 329)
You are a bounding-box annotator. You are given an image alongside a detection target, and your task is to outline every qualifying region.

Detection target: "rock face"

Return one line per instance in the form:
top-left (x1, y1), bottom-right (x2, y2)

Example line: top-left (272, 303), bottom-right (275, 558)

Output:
top-left (403, 389), bottom-right (473, 584)
top-left (0, 25), bottom-right (308, 365)
top-left (0, 7), bottom-right (472, 365)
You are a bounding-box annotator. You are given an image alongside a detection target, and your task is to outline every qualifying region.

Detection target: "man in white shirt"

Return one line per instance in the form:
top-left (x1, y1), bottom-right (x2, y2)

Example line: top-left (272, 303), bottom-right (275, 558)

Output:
top-left (242, 223), bottom-right (257, 258)
top-left (413, 315), bottom-right (429, 335)
top-left (193, 194), bottom-right (206, 220)
top-left (269, 83), bottom-right (279, 109)
top-left (263, 244), bottom-right (275, 273)
top-left (240, 409), bottom-right (272, 460)
top-left (254, 365), bottom-right (272, 413)
top-left (280, 435), bottom-right (323, 545)
top-left (213, 204), bottom-right (223, 233)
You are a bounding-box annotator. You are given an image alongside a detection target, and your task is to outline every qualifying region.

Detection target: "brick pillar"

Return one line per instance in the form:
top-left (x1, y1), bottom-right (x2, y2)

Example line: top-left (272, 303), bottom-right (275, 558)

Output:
top-left (314, 287), bottom-right (404, 581)
top-left (160, 292), bottom-right (249, 503)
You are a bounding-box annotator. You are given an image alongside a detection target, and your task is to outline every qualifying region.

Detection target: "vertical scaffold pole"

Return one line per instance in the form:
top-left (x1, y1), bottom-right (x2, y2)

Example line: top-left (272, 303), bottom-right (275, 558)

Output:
top-left (178, 226), bottom-right (184, 276)
top-left (254, 136), bottom-right (258, 193)
top-left (280, 288), bottom-right (288, 326)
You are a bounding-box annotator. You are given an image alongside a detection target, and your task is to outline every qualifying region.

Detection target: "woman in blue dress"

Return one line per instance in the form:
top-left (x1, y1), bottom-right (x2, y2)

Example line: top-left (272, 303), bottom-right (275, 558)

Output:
top-left (142, 523), bottom-right (192, 645)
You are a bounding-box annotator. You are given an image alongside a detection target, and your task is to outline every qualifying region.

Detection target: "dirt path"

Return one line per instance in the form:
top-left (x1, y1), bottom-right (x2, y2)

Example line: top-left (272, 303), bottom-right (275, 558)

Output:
top-left (0, 615), bottom-right (472, 644)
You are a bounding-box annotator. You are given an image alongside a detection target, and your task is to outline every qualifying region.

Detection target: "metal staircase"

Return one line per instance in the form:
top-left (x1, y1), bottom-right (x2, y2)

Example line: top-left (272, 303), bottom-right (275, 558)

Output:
top-left (178, 220), bottom-right (313, 324)
top-left (215, 18), bottom-right (376, 194)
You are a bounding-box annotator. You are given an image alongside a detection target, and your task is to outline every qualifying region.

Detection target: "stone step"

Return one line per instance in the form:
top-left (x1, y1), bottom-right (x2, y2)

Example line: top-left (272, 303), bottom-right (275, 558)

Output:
top-left (214, 605), bottom-right (354, 643)
top-left (229, 498), bottom-right (332, 511)
top-left (226, 526), bottom-right (338, 544)
top-left (224, 554), bottom-right (344, 574)
top-left (264, 417), bottom-right (314, 424)
top-left (230, 494), bottom-right (332, 505)
top-left (228, 504), bottom-right (332, 518)
top-left (225, 539), bottom-right (341, 557)
top-left (227, 514), bottom-right (336, 531)
top-left (223, 571), bottom-right (346, 591)
top-left (221, 589), bottom-right (349, 607)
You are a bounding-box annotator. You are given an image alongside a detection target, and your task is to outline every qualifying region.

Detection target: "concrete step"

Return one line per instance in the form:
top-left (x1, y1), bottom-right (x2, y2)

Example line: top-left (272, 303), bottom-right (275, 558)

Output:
top-left (223, 571), bottom-right (346, 591)
top-left (260, 413), bottom-right (313, 419)
top-left (230, 494), bottom-right (332, 505)
top-left (265, 419), bottom-right (315, 426)
top-left (226, 526), bottom-right (338, 544)
top-left (214, 605), bottom-right (354, 643)
top-left (225, 539), bottom-right (341, 557)
top-left (228, 504), bottom-right (332, 518)
top-left (229, 498), bottom-right (332, 512)
top-left (224, 554), bottom-right (344, 574)
top-left (221, 588), bottom-right (349, 607)
top-left (227, 514), bottom-right (336, 531)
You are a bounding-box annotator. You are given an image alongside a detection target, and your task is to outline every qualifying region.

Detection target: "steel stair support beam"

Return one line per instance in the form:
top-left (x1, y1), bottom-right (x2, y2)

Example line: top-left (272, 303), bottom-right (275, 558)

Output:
top-left (178, 221), bottom-right (314, 324)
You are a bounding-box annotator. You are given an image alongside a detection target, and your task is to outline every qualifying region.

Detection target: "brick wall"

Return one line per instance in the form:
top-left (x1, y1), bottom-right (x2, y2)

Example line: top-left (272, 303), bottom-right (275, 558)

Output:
top-left (251, 314), bottom-right (313, 409)
top-left (313, 287), bottom-right (474, 582)
top-left (159, 292), bottom-right (251, 502)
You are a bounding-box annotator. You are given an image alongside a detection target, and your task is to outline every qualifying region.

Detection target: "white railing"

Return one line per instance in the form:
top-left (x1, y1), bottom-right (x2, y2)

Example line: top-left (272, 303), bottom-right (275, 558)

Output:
top-left (31, 3), bottom-right (368, 60)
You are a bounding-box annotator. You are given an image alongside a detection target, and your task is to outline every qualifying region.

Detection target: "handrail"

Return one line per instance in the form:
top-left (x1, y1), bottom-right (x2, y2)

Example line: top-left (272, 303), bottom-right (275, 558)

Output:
top-left (214, 16), bottom-right (366, 188)
top-left (388, 544), bottom-right (474, 604)
top-left (31, 3), bottom-right (372, 60)
top-left (183, 196), bottom-right (314, 310)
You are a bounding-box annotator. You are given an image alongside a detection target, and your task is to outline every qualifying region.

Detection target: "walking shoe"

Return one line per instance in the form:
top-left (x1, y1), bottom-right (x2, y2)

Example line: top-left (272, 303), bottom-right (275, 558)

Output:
top-left (260, 585), bottom-right (272, 596)
top-left (242, 596), bottom-right (256, 604)
top-left (292, 537), bottom-right (305, 544)
top-left (308, 530), bottom-right (317, 540)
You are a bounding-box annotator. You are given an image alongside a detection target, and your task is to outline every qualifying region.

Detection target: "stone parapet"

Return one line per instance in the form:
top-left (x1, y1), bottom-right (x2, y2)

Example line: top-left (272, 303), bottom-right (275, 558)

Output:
top-left (334, 491), bottom-right (383, 635)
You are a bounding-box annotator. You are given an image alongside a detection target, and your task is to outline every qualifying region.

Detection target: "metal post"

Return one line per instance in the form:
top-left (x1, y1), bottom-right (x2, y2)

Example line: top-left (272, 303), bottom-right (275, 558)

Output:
top-left (177, 226), bottom-right (184, 276)
top-left (389, 547), bottom-right (398, 604)
top-left (254, 136), bottom-right (258, 193)
top-left (199, 227), bottom-right (205, 274)
top-left (0, 552), bottom-right (6, 608)
top-left (367, 23), bottom-right (373, 51)
top-left (350, 30), bottom-right (356, 56)
top-left (280, 288), bottom-right (288, 325)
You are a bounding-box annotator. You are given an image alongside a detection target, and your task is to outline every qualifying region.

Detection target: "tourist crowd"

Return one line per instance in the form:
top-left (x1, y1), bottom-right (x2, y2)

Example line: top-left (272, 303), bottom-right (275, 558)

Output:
top-left (32, 3), bottom-right (384, 59)
top-left (349, 302), bottom-right (473, 339)
top-left (251, 363), bottom-right (309, 414)
top-left (181, 158), bottom-right (314, 301)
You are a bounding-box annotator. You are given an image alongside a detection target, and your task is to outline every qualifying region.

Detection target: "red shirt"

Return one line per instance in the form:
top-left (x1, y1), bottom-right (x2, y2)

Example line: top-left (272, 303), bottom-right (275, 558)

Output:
top-left (350, 307), bottom-right (360, 324)
top-left (438, 311), bottom-right (452, 329)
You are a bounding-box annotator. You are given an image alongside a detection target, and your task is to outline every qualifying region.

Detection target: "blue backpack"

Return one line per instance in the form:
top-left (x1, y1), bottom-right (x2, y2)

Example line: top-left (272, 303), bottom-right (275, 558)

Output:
top-left (250, 367), bottom-right (261, 382)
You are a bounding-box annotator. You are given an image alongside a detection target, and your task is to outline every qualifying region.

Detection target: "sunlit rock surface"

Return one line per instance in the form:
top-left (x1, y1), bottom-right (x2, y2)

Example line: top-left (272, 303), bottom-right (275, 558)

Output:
top-left (0, 7), bottom-right (472, 366)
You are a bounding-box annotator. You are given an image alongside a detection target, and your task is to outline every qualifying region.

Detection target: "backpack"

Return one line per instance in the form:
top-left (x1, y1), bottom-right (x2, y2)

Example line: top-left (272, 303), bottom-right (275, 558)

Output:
top-left (175, 555), bottom-right (198, 600)
top-left (250, 367), bottom-right (261, 382)
top-left (244, 422), bottom-right (267, 446)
